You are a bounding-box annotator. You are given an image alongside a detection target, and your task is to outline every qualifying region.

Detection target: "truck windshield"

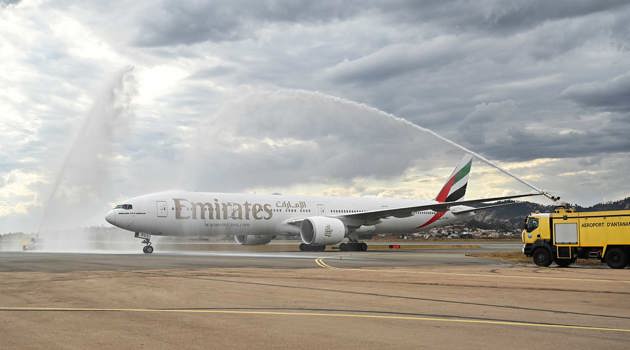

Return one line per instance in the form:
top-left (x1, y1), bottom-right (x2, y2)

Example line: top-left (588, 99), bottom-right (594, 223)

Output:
top-left (526, 217), bottom-right (539, 232)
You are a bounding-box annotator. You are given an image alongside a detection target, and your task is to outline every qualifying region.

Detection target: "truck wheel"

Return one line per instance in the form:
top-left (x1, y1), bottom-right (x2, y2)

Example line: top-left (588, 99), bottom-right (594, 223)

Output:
top-left (532, 248), bottom-right (552, 267)
top-left (605, 248), bottom-right (628, 269)
top-left (554, 257), bottom-right (575, 267)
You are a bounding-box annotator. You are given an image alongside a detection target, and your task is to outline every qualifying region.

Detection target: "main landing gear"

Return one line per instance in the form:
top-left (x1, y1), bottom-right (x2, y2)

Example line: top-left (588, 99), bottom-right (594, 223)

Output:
top-left (299, 243), bottom-right (326, 252)
top-left (338, 237), bottom-right (368, 251)
top-left (339, 242), bottom-right (368, 251)
top-left (298, 241), bottom-right (369, 252)
top-left (135, 232), bottom-right (153, 254)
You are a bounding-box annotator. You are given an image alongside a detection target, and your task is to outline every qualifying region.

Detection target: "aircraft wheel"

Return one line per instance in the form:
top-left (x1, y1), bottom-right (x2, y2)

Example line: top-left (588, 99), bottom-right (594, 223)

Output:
top-left (143, 245), bottom-right (154, 254)
top-left (339, 242), bottom-right (367, 251)
top-left (299, 243), bottom-right (325, 252)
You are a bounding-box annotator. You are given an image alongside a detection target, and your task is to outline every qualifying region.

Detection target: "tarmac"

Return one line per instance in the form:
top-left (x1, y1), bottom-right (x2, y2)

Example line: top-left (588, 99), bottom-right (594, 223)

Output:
top-left (1, 244), bottom-right (629, 349)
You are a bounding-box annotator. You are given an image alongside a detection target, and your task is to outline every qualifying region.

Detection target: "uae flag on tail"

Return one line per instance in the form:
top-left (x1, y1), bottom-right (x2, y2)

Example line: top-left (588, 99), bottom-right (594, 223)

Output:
top-left (435, 155), bottom-right (473, 203)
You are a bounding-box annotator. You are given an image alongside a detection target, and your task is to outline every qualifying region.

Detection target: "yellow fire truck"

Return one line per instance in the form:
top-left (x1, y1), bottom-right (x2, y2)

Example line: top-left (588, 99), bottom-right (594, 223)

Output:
top-left (522, 205), bottom-right (630, 268)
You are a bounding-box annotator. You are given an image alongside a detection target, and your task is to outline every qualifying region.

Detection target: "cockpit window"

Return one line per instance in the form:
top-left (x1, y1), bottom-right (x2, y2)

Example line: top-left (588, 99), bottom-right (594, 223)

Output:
top-left (115, 204), bottom-right (132, 210)
top-left (525, 217), bottom-right (539, 232)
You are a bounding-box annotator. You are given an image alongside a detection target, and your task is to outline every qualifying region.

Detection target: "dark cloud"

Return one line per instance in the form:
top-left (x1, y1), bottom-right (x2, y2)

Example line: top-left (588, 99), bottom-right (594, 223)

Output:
top-left (0, 0), bottom-right (20, 6)
top-left (456, 100), bottom-right (518, 147)
top-left (130, 0), bottom-right (630, 47)
top-left (133, 0), bottom-right (363, 46)
top-left (380, 0), bottom-right (630, 34)
top-left (324, 39), bottom-right (465, 83)
top-left (562, 72), bottom-right (630, 111)
top-left (467, 119), bottom-right (630, 161)
top-left (472, 0), bottom-right (629, 32)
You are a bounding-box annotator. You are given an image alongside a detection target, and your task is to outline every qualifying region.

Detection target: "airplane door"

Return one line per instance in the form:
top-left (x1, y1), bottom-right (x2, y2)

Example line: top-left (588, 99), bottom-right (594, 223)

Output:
top-left (317, 204), bottom-right (326, 216)
top-left (156, 201), bottom-right (168, 217)
top-left (203, 207), bottom-right (212, 235)
top-left (227, 214), bottom-right (244, 237)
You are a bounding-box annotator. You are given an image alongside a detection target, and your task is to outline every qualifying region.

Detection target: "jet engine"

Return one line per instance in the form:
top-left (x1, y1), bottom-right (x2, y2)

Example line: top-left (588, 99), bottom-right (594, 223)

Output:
top-left (234, 234), bottom-right (273, 245)
top-left (300, 216), bottom-right (347, 245)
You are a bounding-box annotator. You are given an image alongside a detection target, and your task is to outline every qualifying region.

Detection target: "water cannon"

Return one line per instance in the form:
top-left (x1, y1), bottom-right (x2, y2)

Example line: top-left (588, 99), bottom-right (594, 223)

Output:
top-left (542, 191), bottom-right (561, 202)
top-left (553, 202), bottom-right (575, 215)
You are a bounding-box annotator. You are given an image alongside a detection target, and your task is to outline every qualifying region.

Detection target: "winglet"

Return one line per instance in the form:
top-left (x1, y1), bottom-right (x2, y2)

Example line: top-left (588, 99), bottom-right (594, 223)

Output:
top-left (435, 155), bottom-right (473, 203)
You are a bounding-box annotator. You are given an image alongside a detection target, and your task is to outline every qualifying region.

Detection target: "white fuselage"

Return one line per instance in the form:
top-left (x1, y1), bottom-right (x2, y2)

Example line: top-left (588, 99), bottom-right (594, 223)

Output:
top-left (105, 191), bottom-right (470, 238)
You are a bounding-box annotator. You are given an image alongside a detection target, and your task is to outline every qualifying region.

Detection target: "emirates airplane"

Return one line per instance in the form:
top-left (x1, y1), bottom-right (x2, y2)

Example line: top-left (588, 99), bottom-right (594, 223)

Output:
top-left (105, 155), bottom-right (538, 253)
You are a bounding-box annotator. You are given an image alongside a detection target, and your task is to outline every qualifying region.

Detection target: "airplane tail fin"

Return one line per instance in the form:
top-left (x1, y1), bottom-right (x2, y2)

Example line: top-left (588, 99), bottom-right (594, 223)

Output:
top-left (435, 155), bottom-right (473, 203)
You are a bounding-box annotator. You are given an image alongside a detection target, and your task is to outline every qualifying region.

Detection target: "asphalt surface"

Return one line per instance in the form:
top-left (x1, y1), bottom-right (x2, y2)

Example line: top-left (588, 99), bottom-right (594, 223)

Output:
top-left (1, 246), bottom-right (628, 349)
top-left (0, 249), bottom-right (490, 272)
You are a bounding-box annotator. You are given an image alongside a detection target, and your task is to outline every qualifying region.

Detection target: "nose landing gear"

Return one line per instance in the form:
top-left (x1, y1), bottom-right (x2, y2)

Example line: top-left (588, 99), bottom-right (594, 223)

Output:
top-left (141, 240), bottom-right (154, 254)
top-left (135, 232), bottom-right (154, 254)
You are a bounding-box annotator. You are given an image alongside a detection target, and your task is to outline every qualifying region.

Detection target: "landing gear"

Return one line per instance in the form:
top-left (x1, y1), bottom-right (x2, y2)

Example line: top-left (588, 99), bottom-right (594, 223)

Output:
top-left (299, 243), bottom-right (326, 252)
top-left (142, 244), bottom-right (154, 254)
top-left (135, 232), bottom-right (153, 254)
top-left (339, 242), bottom-right (368, 251)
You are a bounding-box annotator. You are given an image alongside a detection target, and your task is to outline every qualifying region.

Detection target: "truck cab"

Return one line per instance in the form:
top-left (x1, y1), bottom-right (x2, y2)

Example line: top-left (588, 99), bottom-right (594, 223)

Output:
top-left (521, 212), bottom-right (558, 265)
top-left (522, 213), bottom-right (550, 245)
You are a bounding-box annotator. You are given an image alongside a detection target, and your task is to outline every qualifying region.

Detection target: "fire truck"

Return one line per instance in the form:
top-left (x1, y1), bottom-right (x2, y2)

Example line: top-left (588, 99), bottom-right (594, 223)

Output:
top-left (522, 205), bottom-right (630, 268)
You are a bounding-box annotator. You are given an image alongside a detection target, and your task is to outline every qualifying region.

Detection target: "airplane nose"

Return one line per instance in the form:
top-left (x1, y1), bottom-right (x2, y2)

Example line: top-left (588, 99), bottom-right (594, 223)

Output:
top-left (105, 210), bottom-right (116, 225)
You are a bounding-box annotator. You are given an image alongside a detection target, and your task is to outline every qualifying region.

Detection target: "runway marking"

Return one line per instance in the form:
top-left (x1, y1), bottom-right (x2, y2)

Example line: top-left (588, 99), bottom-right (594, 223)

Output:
top-left (315, 258), bottom-right (336, 269)
top-left (2, 306), bottom-right (629, 333)
top-left (314, 258), bottom-right (630, 284)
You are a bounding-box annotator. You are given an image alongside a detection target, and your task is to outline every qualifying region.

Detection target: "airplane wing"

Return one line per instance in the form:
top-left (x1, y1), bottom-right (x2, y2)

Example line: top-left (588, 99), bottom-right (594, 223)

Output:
top-left (337, 193), bottom-right (541, 226)
top-left (450, 201), bottom-right (521, 215)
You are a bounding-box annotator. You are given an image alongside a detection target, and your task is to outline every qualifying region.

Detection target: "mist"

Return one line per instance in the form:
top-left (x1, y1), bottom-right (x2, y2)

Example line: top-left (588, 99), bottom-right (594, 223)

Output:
top-left (35, 67), bottom-right (137, 251)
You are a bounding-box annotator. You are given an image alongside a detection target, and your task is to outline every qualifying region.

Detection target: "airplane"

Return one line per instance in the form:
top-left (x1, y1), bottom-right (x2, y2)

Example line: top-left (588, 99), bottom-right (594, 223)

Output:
top-left (105, 155), bottom-right (540, 253)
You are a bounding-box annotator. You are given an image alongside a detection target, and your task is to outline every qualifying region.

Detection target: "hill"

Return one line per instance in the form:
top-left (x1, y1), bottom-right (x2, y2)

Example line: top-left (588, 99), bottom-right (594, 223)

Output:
top-left (469, 197), bottom-right (630, 232)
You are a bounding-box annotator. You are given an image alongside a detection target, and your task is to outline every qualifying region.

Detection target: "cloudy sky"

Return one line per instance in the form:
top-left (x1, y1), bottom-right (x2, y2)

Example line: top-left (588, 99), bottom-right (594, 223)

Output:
top-left (1, 0), bottom-right (629, 231)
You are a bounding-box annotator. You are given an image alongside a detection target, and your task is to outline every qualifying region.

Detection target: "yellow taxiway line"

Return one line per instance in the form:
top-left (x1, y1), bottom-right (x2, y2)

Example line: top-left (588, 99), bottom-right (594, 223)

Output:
top-left (314, 257), bottom-right (630, 284)
top-left (1, 306), bottom-right (629, 333)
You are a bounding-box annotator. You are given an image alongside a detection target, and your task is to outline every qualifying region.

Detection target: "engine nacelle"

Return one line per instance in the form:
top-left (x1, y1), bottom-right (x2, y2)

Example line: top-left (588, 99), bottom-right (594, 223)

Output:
top-left (234, 234), bottom-right (273, 245)
top-left (353, 225), bottom-right (376, 240)
top-left (300, 216), bottom-right (346, 245)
